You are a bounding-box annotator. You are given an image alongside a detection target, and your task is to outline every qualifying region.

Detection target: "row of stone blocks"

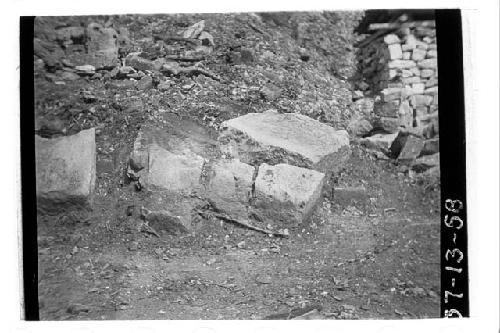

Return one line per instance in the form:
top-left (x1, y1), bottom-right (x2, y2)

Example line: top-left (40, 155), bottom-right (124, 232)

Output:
top-left (133, 110), bottom-right (350, 224)
top-left (35, 110), bottom-right (350, 226)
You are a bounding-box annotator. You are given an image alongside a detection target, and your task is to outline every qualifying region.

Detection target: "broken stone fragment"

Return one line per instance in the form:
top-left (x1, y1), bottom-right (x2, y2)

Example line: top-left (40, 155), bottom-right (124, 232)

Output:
top-left (183, 20), bottom-right (205, 39)
top-left (383, 34), bottom-right (400, 45)
top-left (198, 31), bottom-right (214, 46)
top-left (35, 128), bottom-right (96, 213)
top-left (359, 132), bottom-right (399, 153)
top-left (390, 132), bottom-right (425, 161)
top-left (125, 52), bottom-right (156, 72)
top-left (219, 110), bottom-right (350, 173)
top-left (412, 153), bottom-right (440, 172)
top-left (75, 65), bottom-right (96, 76)
top-left (421, 138), bottom-right (439, 155)
top-left (141, 208), bottom-right (190, 236)
top-left (254, 163), bottom-right (325, 222)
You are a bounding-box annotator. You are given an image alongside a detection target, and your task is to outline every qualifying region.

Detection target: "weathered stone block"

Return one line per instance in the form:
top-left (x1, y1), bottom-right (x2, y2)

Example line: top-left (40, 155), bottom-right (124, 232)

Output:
top-left (420, 69), bottom-right (434, 78)
top-left (206, 159), bottom-right (254, 202)
top-left (425, 78), bottom-right (438, 88)
top-left (254, 163), bottom-right (325, 222)
top-left (347, 118), bottom-right (373, 137)
top-left (388, 60), bottom-right (417, 69)
top-left (401, 76), bottom-right (421, 85)
top-left (388, 43), bottom-right (403, 59)
top-left (359, 132), bottom-right (399, 152)
top-left (125, 52), bottom-right (157, 72)
top-left (426, 50), bottom-right (438, 58)
top-left (375, 117), bottom-right (401, 133)
top-left (421, 138), bottom-right (440, 156)
top-left (146, 144), bottom-right (205, 192)
top-left (390, 132), bottom-right (425, 161)
top-left (410, 95), bottom-right (433, 107)
top-left (424, 86), bottom-right (438, 94)
top-left (378, 100), bottom-right (401, 117)
top-left (77, 23), bottom-right (119, 69)
top-left (220, 110), bottom-right (350, 173)
top-left (412, 83), bottom-right (425, 94)
top-left (418, 58), bottom-right (437, 69)
top-left (412, 48), bottom-right (427, 61)
top-left (36, 128), bottom-right (96, 213)
top-left (412, 153), bottom-right (440, 172)
top-left (384, 34), bottom-right (401, 45)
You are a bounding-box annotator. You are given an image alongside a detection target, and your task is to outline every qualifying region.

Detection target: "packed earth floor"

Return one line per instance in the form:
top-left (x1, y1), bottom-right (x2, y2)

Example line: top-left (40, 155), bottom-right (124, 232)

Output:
top-left (34, 13), bottom-right (441, 320)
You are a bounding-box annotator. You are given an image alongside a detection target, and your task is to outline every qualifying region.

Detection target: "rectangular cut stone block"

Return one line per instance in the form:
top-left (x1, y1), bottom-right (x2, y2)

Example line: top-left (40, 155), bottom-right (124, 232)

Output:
top-left (255, 163), bottom-right (325, 222)
top-left (35, 128), bottom-right (96, 213)
top-left (220, 110), bottom-right (350, 173)
top-left (410, 94), bottom-right (433, 107)
top-left (420, 69), bottom-right (434, 78)
top-left (146, 144), bottom-right (205, 192)
top-left (411, 48), bottom-right (427, 61)
top-left (388, 43), bottom-right (403, 59)
top-left (418, 58), bottom-right (437, 69)
top-left (388, 60), bottom-right (417, 69)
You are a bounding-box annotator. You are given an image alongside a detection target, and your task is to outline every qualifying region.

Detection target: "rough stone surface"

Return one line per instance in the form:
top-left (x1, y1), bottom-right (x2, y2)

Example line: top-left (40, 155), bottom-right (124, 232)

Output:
top-left (220, 110), bottom-right (350, 173)
top-left (347, 118), bottom-right (373, 137)
top-left (35, 128), bottom-right (96, 213)
top-left (421, 138), bottom-right (440, 156)
top-left (359, 133), bottom-right (398, 152)
top-left (375, 117), bottom-right (402, 133)
top-left (125, 53), bottom-right (157, 72)
top-left (333, 186), bottom-right (369, 207)
top-left (77, 23), bottom-right (119, 69)
top-left (412, 153), bottom-right (439, 172)
top-left (142, 209), bottom-right (190, 236)
top-left (254, 163), bottom-right (325, 222)
top-left (417, 58), bottom-right (437, 69)
top-left (146, 144), bottom-right (205, 192)
top-left (390, 133), bottom-right (425, 161)
top-left (383, 34), bottom-right (400, 45)
top-left (388, 60), bottom-right (417, 69)
top-left (206, 159), bottom-right (254, 204)
top-left (388, 43), bottom-right (402, 59)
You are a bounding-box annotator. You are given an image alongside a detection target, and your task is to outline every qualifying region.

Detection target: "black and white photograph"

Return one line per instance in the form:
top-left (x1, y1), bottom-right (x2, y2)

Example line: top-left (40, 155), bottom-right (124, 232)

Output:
top-left (7, 1), bottom-right (498, 330)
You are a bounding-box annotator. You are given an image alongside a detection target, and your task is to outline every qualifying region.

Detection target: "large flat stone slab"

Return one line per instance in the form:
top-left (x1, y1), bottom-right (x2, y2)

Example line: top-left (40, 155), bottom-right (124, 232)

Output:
top-left (254, 163), bottom-right (325, 222)
top-left (219, 110), bottom-right (350, 173)
top-left (35, 128), bottom-right (96, 213)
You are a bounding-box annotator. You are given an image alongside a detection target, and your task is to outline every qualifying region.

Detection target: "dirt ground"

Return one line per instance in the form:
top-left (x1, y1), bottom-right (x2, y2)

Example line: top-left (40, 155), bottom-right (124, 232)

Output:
top-left (34, 13), bottom-right (441, 320)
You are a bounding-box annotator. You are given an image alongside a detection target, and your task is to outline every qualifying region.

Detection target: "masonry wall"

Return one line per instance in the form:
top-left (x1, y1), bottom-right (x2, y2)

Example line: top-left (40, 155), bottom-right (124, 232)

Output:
top-left (356, 22), bottom-right (439, 139)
